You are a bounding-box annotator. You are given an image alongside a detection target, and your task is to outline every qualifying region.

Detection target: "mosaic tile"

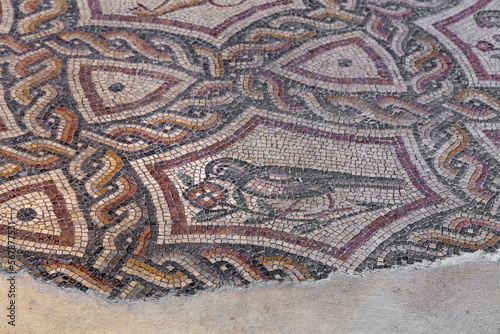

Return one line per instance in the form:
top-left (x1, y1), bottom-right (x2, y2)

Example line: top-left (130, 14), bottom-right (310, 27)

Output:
top-left (0, 0), bottom-right (499, 299)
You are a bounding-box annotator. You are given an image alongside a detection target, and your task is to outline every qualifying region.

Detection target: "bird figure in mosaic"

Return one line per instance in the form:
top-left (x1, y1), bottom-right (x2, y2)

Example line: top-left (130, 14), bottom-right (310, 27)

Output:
top-left (204, 159), bottom-right (404, 200)
top-left (183, 159), bottom-right (406, 226)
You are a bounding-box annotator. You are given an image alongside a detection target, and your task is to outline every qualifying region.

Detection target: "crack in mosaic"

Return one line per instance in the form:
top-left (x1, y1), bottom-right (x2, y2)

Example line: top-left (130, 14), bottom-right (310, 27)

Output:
top-left (0, 0), bottom-right (499, 299)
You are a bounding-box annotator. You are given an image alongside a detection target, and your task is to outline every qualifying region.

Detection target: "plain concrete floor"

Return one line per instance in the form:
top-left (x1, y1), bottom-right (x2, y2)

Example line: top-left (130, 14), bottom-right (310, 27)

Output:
top-left (1, 251), bottom-right (499, 334)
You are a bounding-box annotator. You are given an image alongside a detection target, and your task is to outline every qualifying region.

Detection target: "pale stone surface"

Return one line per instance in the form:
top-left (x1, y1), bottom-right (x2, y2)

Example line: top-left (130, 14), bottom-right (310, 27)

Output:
top-left (1, 252), bottom-right (499, 334)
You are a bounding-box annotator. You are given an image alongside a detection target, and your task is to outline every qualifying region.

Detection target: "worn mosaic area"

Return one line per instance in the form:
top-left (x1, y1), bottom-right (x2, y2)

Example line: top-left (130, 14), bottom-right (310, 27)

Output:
top-left (0, 0), bottom-right (499, 300)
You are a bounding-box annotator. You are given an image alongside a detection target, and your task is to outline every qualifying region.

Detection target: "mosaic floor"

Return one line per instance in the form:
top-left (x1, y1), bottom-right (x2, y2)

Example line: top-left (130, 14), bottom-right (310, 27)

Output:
top-left (0, 0), bottom-right (499, 300)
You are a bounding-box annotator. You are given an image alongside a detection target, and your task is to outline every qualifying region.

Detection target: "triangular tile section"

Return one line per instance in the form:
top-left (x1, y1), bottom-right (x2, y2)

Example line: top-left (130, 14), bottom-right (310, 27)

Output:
top-left (0, 170), bottom-right (89, 257)
top-left (270, 31), bottom-right (407, 93)
top-left (68, 59), bottom-right (196, 123)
